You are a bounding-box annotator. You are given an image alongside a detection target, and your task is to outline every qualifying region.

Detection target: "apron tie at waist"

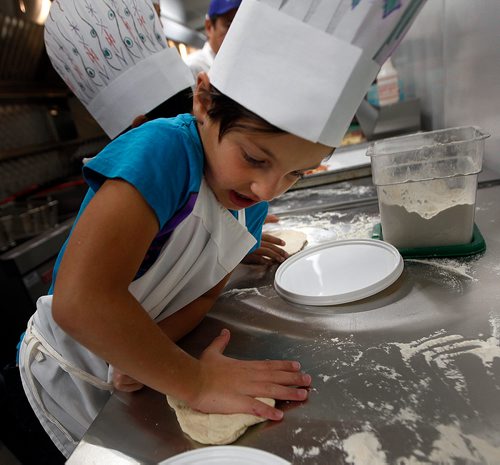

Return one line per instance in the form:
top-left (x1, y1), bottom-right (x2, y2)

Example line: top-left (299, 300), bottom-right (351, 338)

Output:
top-left (26, 318), bottom-right (113, 391)
top-left (21, 317), bottom-right (114, 445)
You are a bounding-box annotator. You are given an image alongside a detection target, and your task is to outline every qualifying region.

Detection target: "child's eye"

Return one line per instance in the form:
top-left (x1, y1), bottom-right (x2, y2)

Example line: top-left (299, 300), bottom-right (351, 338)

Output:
top-left (243, 152), bottom-right (264, 166)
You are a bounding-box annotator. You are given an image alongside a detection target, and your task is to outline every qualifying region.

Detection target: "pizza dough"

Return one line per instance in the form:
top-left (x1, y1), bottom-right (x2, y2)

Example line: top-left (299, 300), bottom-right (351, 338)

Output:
top-left (271, 230), bottom-right (308, 255)
top-left (166, 396), bottom-right (275, 445)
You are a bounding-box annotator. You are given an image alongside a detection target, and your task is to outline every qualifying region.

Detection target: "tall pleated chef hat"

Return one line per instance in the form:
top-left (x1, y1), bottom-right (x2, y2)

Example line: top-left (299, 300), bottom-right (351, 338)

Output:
top-left (44, 0), bottom-right (193, 139)
top-left (210, 0), bottom-right (426, 147)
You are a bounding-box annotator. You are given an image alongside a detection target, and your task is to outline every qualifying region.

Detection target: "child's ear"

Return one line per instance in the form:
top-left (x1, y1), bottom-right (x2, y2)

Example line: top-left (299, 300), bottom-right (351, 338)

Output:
top-left (192, 72), bottom-right (211, 122)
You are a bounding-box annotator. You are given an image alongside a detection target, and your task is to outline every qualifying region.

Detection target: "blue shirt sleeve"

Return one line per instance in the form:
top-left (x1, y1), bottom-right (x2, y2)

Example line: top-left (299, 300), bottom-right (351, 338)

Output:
top-left (245, 201), bottom-right (269, 253)
top-left (83, 116), bottom-right (202, 228)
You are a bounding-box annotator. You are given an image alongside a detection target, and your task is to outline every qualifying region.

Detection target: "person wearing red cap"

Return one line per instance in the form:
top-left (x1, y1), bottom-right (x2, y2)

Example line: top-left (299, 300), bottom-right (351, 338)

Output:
top-left (184, 0), bottom-right (242, 78)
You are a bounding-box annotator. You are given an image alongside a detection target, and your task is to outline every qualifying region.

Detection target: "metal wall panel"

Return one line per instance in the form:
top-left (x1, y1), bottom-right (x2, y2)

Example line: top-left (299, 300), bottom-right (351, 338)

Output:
top-left (392, 0), bottom-right (500, 173)
top-left (442, 0), bottom-right (500, 174)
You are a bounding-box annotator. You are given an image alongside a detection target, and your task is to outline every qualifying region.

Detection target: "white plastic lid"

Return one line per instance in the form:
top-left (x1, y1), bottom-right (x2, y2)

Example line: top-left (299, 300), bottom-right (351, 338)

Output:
top-left (160, 446), bottom-right (291, 465)
top-left (274, 239), bottom-right (403, 306)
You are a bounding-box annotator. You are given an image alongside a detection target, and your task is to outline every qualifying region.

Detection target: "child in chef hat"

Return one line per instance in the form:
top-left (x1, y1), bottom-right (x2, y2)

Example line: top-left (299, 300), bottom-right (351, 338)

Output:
top-left (43, 0), bottom-right (194, 139)
top-left (18, 0), bottom-right (424, 458)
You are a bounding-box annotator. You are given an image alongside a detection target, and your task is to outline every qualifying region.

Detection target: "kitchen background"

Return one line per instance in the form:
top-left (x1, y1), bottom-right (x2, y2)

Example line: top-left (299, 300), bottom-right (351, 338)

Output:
top-left (0, 0), bottom-right (499, 462)
top-left (1, 0), bottom-right (499, 383)
top-left (1, 0), bottom-right (499, 377)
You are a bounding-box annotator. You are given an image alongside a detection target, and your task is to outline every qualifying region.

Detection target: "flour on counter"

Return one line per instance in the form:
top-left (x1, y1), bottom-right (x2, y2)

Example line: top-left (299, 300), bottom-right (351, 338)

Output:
top-left (428, 424), bottom-right (500, 465)
top-left (393, 406), bottom-right (421, 425)
top-left (342, 431), bottom-right (387, 465)
top-left (389, 322), bottom-right (500, 399)
top-left (264, 211), bottom-right (378, 250)
top-left (292, 445), bottom-right (320, 459)
top-left (220, 287), bottom-right (264, 298)
top-left (394, 455), bottom-right (429, 465)
top-left (492, 262), bottom-right (500, 276)
top-left (392, 315), bottom-right (500, 373)
top-left (373, 364), bottom-right (400, 381)
top-left (318, 374), bottom-right (332, 382)
top-left (338, 422), bottom-right (500, 465)
top-left (406, 258), bottom-right (476, 280)
top-left (287, 320), bottom-right (500, 463)
top-left (388, 424), bottom-right (500, 465)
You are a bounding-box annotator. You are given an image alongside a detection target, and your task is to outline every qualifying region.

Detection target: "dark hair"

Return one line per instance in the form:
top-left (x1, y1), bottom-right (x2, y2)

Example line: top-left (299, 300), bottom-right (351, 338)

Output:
top-left (117, 87), bottom-right (193, 138)
top-left (205, 85), bottom-right (285, 140)
top-left (146, 87), bottom-right (193, 120)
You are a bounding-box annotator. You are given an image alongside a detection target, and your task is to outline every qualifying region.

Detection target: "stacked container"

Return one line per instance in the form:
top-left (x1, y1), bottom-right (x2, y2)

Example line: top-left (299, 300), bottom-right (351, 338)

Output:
top-left (367, 126), bottom-right (489, 249)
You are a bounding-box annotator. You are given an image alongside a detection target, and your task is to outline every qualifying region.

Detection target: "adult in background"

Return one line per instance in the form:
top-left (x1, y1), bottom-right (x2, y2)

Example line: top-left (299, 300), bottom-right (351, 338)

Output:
top-left (184, 0), bottom-right (241, 79)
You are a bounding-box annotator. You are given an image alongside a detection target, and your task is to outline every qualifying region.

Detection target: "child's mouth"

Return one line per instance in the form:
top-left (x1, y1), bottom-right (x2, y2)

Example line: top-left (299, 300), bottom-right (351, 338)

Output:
top-left (229, 190), bottom-right (257, 208)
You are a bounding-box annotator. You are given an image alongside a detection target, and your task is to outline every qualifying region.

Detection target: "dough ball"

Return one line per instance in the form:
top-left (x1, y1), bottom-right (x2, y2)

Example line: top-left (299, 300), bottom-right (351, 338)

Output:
top-left (166, 396), bottom-right (275, 445)
top-left (271, 230), bottom-right (308, 255)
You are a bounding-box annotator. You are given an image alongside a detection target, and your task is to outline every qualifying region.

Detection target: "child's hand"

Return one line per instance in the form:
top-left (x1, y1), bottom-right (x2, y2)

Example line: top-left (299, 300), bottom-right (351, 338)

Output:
top-left (188, 329), bottom-right (311, 420)
top-left (112, 367), bottom-right (145, 392)
top-left (242, 232), bottom-right (289, 265)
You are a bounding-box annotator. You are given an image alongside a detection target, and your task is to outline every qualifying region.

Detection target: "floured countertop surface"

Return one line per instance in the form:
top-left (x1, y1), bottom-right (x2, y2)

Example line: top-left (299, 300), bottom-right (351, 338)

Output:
top-left (67, 179), bottom-right (500, 465)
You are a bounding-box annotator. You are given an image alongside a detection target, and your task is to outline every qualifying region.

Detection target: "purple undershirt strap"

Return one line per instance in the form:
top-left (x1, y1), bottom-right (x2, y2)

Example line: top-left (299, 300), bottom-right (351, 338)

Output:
top-left (134, 192), bottom-right (198, 279)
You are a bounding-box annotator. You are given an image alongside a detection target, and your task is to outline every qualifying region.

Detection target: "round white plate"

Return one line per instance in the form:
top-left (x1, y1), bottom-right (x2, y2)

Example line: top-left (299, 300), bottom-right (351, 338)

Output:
top-left (274, 239), bottom-right (403, 305)
top-left (160, 446), bottom-right (291, 465)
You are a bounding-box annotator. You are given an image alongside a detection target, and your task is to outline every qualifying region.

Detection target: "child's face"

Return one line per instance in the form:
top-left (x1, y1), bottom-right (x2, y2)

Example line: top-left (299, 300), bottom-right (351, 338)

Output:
top-left (200, 121), bottom-right (332, 210)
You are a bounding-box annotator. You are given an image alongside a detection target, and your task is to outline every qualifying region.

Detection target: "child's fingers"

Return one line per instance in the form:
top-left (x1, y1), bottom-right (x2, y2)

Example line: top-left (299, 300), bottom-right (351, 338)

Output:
top-left (215, 395), bottom-right (285, 421)
top-left (115, 381), bottom-right (144, 392)
top-left (227, 367), bottom-right (310, 390)
top-left (233, 391), bottom-right (305, 420)
top-left (255, 370), bottom-right (311, 388)
top-left (260, 233), bottom-right (285, 245)
top-left (243, 359), bottom-right (303, 373)
top-left (249, 384), bottom-right (309, 403)
top-left (252, 245), bottom-right (288, 263)
top-left (246, 397), bottom-right (284, 421)
top-left (205, 328), bottom-right (231, 354)
top-left (263, 214), bottom-right (280, 224)
top-left (241, 235), bottom-right (289, 264)
top-left (112, 372), bottom-right (144, 392)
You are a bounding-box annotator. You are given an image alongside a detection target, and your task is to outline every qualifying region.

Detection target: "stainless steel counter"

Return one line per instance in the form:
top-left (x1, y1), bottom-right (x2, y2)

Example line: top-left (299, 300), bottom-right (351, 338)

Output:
top-left (67, 179), bottom-right (500, 465)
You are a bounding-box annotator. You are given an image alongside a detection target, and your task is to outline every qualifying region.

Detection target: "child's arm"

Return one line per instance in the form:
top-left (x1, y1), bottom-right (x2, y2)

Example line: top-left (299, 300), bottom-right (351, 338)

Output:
top-left (52, 179), bottom-right (310, 420)
top-left (155, 274), bottom-right (231, 342)
top-left (112, 275), bottom-right (231, 392)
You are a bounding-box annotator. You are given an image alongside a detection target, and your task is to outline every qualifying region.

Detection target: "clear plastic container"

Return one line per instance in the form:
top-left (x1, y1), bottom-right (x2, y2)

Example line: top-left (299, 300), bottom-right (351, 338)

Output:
top-left (366, 126), bottom-right (489, 248)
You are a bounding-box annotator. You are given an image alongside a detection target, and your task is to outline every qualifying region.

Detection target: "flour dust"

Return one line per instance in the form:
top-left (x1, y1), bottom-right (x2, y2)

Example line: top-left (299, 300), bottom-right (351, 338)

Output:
top-left (290, 315), bottom-right (500, 464)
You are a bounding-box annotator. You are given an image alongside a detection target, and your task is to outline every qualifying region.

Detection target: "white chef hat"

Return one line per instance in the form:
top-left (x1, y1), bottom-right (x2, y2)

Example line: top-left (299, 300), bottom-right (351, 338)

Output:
top-left (44, 0), bottom-right (193, 138)
top-left (210, 0), bottom-right (425, 147)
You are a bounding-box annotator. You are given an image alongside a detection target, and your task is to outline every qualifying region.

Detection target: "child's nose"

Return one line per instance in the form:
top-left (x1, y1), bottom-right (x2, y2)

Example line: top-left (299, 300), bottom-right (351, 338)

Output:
top-left (250, 175), bottom-right (283, 202)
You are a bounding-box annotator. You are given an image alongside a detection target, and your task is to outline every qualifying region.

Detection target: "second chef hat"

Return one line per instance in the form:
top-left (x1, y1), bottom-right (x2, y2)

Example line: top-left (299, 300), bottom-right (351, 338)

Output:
top-left (210, 0), bottom-right (426, 147)
top-left (44, 0), bottom-right (194, 139)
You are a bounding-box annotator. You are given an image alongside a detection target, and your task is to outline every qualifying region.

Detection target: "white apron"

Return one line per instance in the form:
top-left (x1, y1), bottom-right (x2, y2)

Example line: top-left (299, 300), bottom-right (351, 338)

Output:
top-left (19, 178), bottom-right (256, 457)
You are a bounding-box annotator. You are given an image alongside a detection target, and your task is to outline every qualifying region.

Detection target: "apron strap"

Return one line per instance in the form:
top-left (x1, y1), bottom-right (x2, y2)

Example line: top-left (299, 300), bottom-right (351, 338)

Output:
top-left (21, 317), bottom-right (115, 444)
top-left (21, 319), bottom-right (78, 445)
top-left (237, 208), bottom-right (246, 227)
top-left (27, 318), bottom-right (114, 391)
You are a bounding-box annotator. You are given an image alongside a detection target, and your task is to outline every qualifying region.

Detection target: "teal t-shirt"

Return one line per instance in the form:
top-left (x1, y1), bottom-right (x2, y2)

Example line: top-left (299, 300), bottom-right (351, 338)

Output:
top-left (49, 113), bottom-right (268, 292)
